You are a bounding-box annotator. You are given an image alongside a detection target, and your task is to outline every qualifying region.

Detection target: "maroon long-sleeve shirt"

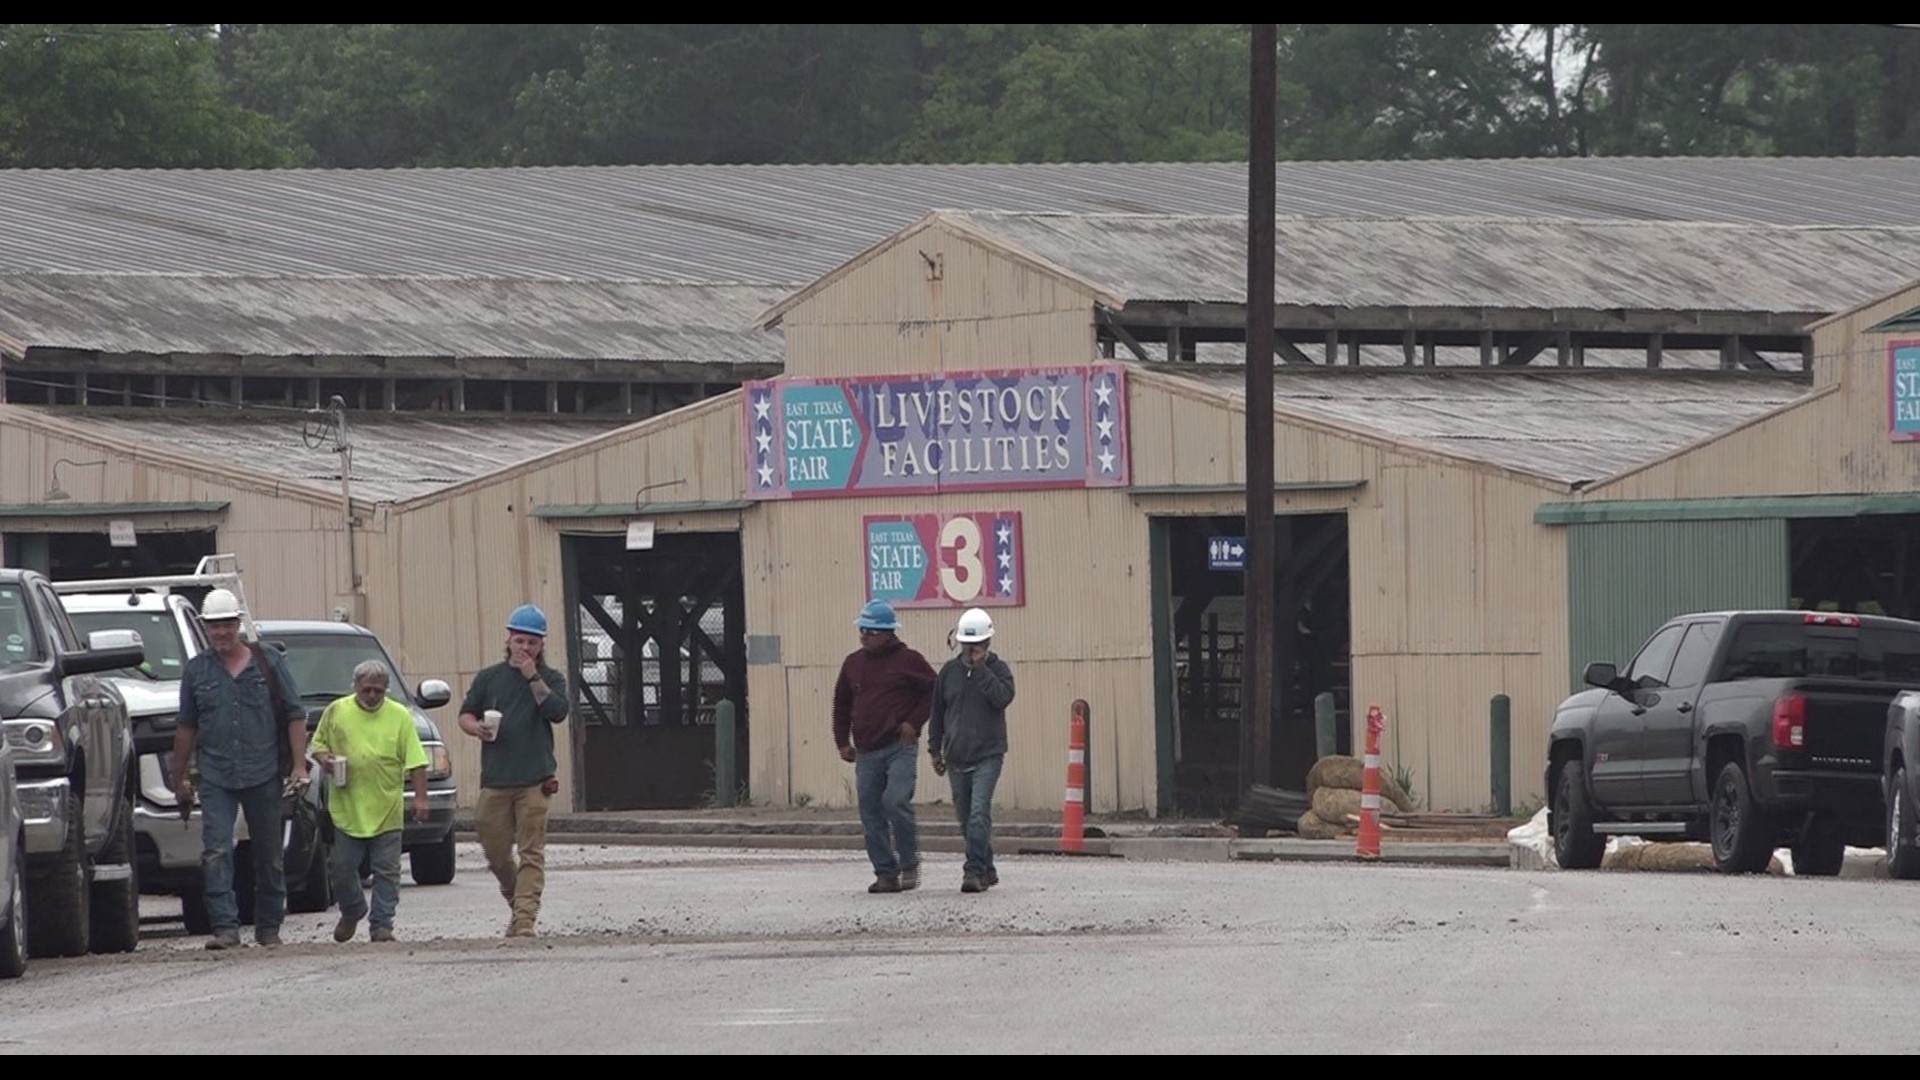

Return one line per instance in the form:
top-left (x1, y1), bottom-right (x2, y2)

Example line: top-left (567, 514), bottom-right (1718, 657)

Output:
top-left (833, 638), bottom-right (938, 753)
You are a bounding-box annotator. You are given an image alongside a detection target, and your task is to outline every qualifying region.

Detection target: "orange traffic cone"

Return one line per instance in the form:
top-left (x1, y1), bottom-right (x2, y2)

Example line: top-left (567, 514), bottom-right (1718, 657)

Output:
top-left (1356, 705), bottom-right (1386, 860)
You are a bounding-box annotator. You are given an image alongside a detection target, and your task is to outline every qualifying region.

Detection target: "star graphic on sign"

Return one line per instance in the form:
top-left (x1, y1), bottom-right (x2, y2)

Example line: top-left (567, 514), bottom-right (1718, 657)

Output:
top-left (998, 551), bottom-right (1012, 569)
top-left (996, 523), bottom-right (1012, 545)
top-left (1094, 380), bottom-right (1113, 406)
top-left (755, 430), bottom-right (772, 453)
top-left (756, 463), bottom-right (774, 487)
top-left (1000, 573), bottom-right (1014, 595)
top-left (1097, 418), bottom-right (1114, 441)
top-left (1098, 449), bottom-right (1116, 473)
top-left (753, 396), bottom-right (771, 421)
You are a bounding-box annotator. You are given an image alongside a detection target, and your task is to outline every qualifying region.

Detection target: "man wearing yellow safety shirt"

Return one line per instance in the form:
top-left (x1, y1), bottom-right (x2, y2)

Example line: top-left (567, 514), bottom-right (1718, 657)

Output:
top-left (311, 659), bottom-right (430, 943)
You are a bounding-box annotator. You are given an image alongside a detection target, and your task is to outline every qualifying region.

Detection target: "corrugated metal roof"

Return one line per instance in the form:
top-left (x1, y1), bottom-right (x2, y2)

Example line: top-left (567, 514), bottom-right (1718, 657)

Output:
top-left (23, 407), bottom-right (633, 502)
top-left (1155, 365), bottom-right (1808, 486)
top-left (0, 272), bottom-right (786, 366)
top-left (0, 157), bottom-right (1916, 283)
top-left (947, 211), bottom-right (1920, 312)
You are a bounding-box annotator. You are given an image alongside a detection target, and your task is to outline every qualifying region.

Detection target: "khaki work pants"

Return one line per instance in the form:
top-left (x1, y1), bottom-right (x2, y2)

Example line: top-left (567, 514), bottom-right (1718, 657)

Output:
top-left (476, 784), bottom-right (551, 930)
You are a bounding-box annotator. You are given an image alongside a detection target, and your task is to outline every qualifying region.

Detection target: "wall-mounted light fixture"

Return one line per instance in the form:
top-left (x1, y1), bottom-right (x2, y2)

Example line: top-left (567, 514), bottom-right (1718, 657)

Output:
top-left (46, 458), bottom-right (106, 502)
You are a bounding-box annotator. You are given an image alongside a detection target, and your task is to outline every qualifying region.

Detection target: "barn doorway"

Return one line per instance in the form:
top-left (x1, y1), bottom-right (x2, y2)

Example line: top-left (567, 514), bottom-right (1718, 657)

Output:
top-left (562, 531), bottom-right (747, 811)
top-left (1155, 513), bottom-right (1350, 815)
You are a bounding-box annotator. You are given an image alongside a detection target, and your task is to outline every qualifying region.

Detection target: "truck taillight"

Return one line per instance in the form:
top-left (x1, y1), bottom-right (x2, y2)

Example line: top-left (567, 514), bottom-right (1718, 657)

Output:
top-left (1773, 692), bottom-right (1806, 749)
top-left (1805, 612), bottom-right (1861, 627)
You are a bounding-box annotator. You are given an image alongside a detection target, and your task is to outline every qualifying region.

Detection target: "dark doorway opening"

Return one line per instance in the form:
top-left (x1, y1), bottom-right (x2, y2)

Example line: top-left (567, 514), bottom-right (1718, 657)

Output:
top-left (4, 528), bottom-right (217, 584)
top-left (563, 531), bottom-right (747, 811)
top-left (1791, 515), bottom-right (1920, 618)
top-left (1160, 513), bottom-right (1350, 815)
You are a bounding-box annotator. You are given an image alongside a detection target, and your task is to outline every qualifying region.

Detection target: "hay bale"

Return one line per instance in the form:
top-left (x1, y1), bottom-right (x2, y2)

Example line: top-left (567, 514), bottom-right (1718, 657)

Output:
top-left (1305, 755), bottom-right (1416, 812)
top-left (1312, 786), bottom-right (1401, 823)
top-left (1296, 810), bottom-right (1349, 840)
top-left (1602, 841), bottom-right (1787, 875)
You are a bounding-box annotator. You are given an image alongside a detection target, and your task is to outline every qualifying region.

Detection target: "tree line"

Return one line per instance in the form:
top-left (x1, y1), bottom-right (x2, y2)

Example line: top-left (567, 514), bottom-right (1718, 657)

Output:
top-left (1, 23), bottom-right (1915, 169)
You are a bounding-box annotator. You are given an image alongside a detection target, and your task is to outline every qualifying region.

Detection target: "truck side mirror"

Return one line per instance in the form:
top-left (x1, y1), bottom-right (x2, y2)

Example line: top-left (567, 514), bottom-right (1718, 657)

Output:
top-left (417, 679), bottom-right (452, 709)
top-left (1583, 661), bottom-right (1621, 691)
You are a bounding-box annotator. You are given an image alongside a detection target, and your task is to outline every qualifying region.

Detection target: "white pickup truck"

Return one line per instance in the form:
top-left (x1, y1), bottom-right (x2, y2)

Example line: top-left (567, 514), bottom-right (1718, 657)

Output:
top-left (54, 557), bottom-right (332, 933)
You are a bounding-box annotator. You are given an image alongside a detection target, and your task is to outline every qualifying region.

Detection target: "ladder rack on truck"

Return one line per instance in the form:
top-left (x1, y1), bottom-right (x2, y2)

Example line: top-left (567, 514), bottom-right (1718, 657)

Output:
top-left (50, 554), bottom-right (262, 641)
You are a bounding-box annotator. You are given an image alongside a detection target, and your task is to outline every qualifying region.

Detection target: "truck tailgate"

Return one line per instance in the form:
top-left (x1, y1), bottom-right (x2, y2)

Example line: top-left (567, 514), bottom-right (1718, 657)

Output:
top-left (1793, 680), bottom-right (1902, 772)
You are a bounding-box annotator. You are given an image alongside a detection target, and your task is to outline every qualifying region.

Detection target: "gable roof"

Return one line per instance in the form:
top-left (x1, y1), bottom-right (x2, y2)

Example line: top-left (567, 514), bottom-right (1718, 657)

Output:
top-left (4, 157), bottom-right (1918, 285)
top-left (938, 211), bottom-right (1920, 314)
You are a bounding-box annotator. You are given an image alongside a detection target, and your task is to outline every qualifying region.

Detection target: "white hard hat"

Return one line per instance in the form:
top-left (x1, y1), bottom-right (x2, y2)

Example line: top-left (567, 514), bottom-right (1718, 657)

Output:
top-left (200, 588), bottom-right (245, 621)
top-left (955, 607), bottom-right (994, 644)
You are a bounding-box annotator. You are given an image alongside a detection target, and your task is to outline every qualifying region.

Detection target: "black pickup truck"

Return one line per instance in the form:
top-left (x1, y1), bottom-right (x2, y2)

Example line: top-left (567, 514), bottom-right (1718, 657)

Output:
top-left (0, 569), bottom-right (147, 955)
top-left (1547, 609), bottom-right (1920, 876)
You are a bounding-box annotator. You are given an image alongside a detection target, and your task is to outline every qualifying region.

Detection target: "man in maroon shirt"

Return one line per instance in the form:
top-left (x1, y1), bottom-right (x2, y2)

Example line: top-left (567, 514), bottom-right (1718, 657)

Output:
top-left (834, 600), bottom-right (938, 893)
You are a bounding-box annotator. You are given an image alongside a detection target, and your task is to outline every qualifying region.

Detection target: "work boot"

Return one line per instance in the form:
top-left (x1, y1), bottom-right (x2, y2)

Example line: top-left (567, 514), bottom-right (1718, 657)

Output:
top-left (868, 874), bottom-right (901, 894)
top-left (256, 932), bottom-right (283, 948)
top-left (899, 866), bottom-right (920, 891)
top-left (983, 868), bottom-right (999, 889)
top-left (205, 929), bottom-right (242, 951)
top-left (507, 917), bottom-right (536, 938)
top-left (961, 872), bottom-right (985, 894)
top-left (334, 915), bottom-right (360, 943)
top-left (371, 927), bottom-right (396, 943)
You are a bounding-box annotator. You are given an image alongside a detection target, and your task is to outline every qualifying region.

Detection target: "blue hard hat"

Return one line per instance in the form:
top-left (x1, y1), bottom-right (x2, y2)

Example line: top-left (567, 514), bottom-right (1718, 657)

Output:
top-left (855, 600), bottom-right (899, 632)
top-left (507, 603), bottom-right (549, 637)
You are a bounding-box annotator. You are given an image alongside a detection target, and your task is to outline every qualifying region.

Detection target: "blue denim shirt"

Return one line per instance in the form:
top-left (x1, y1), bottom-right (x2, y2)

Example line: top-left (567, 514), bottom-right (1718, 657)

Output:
top-left (178, 646), bottom-right (302, 791)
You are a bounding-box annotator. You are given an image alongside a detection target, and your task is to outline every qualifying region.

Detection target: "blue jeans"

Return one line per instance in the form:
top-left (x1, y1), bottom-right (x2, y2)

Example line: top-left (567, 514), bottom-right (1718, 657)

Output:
top-left (948, 754), bottom-right (1004, 878)
top-left (331, 828), bottom-right (403, 931)
top-left (855, 741), bottom-right (919, 877)
top-left (200, 778), bottom-right (286, 937)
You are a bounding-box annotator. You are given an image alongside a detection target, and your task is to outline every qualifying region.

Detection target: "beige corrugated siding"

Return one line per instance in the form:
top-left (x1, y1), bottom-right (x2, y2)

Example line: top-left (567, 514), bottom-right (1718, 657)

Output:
top-left (0, 408), bottom-right (353, 621)
top-left (1585, 281), bottom-right (1920, 501)
top-left (370, 398), bottom-right (747, 805)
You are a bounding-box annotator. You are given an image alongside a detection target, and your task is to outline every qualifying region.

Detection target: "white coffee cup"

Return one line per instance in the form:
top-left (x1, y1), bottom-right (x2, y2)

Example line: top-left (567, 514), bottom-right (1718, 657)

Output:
top-left (330, 755), bottom-right (349, 788)
top-left (481, 709), bottom-right (502, 739)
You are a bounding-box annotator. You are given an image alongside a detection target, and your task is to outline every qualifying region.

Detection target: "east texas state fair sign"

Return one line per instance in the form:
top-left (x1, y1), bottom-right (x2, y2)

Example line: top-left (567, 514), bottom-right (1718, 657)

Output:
top-left (743, 364), bottom-right (1131, 499)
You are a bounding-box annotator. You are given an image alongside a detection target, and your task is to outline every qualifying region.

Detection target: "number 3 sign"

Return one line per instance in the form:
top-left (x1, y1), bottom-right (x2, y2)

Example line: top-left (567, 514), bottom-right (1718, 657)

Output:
top-left (863, 511), bottom-right (1025, 608)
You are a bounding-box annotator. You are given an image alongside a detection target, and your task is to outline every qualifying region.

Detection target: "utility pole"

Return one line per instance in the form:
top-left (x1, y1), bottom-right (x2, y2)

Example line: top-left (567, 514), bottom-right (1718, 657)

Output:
top-left (1242, 24), bottom-right (1278, 797)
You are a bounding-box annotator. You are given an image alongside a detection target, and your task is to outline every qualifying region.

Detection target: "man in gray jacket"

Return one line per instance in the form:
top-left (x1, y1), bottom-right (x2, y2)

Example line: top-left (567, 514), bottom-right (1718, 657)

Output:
top-left (928, 607), bottom-right (1016, 893)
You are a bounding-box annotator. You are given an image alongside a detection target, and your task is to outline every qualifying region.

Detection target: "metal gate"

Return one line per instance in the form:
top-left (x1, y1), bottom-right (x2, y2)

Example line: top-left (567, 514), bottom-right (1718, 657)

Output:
top-left (562, 532), bottom-right (747, 811)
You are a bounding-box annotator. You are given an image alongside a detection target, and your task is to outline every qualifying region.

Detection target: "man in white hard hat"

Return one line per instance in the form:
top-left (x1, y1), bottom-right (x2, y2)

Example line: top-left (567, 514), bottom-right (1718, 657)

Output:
top-left (928, 607), bottom-right (1016, 893)
top-left (171, 587), bottom-right (308, 949)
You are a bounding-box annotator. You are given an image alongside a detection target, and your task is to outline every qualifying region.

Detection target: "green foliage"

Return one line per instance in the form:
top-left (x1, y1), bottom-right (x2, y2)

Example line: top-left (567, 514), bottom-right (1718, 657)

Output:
top-left (7, 24), bottom-right (1917, 169)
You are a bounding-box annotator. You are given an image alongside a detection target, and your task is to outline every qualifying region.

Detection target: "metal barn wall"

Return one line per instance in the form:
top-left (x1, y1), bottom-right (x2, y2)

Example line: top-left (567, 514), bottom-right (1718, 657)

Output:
top-left (0, 408), bottom-right (353, 620)
top-left (1564, 520), bottom-right (1790, 688)
top-left (370, 398), bottom-right (746, 807)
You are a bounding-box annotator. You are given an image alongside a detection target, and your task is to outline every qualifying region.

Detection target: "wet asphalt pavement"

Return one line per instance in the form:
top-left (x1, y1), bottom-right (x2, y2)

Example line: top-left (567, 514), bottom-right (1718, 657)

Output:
top-left (4, 842), bottom-right (1920, 1054)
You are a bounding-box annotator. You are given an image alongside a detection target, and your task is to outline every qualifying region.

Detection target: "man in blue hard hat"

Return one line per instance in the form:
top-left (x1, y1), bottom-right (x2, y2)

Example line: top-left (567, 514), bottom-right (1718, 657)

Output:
top-left (833, 599), bottom-right (937, 893)
top-left (458, 602), bottom-right (569, 937)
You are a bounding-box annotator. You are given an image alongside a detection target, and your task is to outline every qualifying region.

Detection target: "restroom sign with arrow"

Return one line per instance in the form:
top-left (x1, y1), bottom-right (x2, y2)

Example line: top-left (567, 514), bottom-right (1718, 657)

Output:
top-left (1208, 536), bottom-right (1247, 572)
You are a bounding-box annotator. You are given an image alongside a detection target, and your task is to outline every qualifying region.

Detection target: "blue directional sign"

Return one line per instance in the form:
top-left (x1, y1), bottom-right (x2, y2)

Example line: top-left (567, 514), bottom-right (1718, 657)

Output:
top-left (1209, 536), bottom-right (1247, 572)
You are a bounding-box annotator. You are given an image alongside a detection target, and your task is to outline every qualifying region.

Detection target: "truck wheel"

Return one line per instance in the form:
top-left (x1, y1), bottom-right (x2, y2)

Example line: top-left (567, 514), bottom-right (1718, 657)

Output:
top-left (1551, 762), bottom-right (1605, 870)
top-left (1889, 766), bottom-right (1920, 881)
top-left (25, 793), bottom-right (90, 958)
top-left (409, 831), bottom-right (457, 886)
top-left (179, 885), bottom-right (213, 936)
top-left (1709, 760), bottom-right (1776, 874)
top-left (1790, 815), bottom-right (1846, 878)
top-left (88, 791), bottom-right (141, 954)
top-left (1, 834), bottom-right (26, 979)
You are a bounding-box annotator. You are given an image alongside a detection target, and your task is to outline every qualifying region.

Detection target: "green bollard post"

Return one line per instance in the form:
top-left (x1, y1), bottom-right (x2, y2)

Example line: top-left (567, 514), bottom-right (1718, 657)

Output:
top-left (716, 700), bottom-right (737, 808)
top-left (1490, 693), bottom-right (1511, 817)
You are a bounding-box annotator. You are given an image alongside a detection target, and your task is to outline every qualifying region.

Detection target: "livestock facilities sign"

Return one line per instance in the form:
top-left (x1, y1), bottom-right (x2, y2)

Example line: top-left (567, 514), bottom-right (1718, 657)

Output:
top-left (744, 365), bottom-right (1130, 499)
top-left (863, 511), bottom-right (1025, 609)
top-left (1892, 340), bottom-right (1920, 441)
